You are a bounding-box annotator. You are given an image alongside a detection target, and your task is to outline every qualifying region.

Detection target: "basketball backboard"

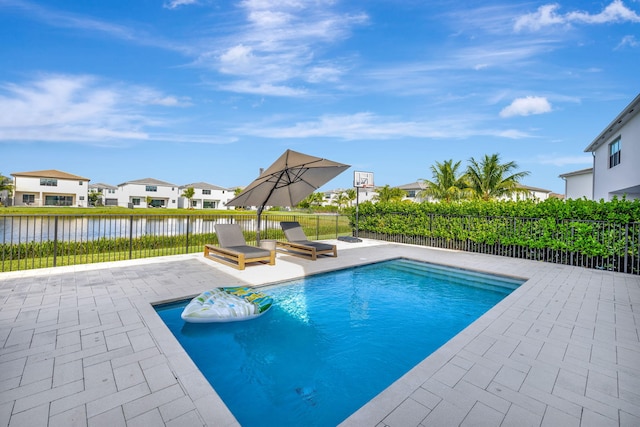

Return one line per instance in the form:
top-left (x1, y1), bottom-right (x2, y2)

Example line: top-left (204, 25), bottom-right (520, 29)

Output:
top-left (354, 171), bottom-right (374, 188)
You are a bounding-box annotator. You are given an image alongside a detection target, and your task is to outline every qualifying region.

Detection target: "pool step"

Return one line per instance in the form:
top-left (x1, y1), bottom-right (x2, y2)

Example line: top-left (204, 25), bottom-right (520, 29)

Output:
top-left (384, 259), bottom-right (522, 293)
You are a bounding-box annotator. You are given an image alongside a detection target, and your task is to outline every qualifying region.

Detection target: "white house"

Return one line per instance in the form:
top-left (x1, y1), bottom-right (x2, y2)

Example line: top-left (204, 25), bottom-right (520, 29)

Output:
top-left (11, 169), bottom-right (90, 207)
top-left (584, 93), bottom-right (640, 201)
top-left (397, 182), bottom-right (427, 202)
top-left (117, 178), bottom-right (179, 208)
top-left (88, 183), bottom-right (118, 206)
top-left (178, 182), bottom-right (234, 209)
top-left (559, 168), bottom-right (593, 200)
top-left (323, 187), bottom-right (377, 207)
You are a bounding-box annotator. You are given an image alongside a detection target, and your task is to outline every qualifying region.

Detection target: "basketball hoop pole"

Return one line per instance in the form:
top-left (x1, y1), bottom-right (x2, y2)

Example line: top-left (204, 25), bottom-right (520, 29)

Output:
top-left (353, 171), bottom-right (373, 241)
top-left (355, 187), bottom-right (360, 239)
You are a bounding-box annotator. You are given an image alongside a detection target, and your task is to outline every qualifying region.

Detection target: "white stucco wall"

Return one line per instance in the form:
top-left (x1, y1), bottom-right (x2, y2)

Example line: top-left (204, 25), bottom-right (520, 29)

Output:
top-left (13, 176), bottom-right (89, 207)
top-left (178, 186), bottom-right (233, 209)
top-left (117, 183), bottom-right (179, 208)
top-left (593, 112), bottom-right (640, 201)
top-left (563, 171), bottom-right (593, 200)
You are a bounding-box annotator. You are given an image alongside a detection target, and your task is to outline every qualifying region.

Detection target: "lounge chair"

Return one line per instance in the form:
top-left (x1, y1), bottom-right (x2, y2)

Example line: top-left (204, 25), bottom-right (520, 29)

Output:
top-left (204, 224), bottom-right (275, 270)
top-left (277, 221), bottom-right (337, 260)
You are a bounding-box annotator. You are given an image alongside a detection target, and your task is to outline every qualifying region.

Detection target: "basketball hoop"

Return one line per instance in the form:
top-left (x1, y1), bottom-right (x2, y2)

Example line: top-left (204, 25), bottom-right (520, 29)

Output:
top-left (354, 171), bottom-right (374, 189)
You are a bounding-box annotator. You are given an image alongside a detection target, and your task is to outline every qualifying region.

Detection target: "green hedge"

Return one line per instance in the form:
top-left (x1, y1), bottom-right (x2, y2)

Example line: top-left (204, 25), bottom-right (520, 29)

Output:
top-left (348, 198), bottom-right (640, 272)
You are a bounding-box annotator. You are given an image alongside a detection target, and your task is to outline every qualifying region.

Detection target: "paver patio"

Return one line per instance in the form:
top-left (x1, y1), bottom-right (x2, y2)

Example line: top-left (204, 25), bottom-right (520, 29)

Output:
top-left (1, 239), bottom-right (639, 426)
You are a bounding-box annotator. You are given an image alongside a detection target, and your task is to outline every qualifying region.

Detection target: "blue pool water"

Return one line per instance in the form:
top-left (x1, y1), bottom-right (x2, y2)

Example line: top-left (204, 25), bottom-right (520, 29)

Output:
top-left (155, 259), bottom-right (523, 426)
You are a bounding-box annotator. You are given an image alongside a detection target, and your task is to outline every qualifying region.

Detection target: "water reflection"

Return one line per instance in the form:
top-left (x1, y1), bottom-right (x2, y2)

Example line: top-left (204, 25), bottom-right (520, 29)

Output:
top-left (0, 215), bottom-right (284, 243)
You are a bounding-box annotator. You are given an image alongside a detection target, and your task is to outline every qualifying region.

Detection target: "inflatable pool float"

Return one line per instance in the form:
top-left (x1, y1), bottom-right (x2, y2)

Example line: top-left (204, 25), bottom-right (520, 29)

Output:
top-left (181, 287), bottom-right (273, 323)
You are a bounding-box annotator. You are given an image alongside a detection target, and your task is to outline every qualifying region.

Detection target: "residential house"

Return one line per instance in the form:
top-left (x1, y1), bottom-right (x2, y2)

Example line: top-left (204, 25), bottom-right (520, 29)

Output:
top-left (117, 178), bottom-right (179, 208)
top-left (178, 182), bottom-right (234, 209)
top-left (323, 187), bottom-right (377, 207)
top-left (397, 182), bottom-right (427, 202)
top-left (88, 183), bottom-right (118, 206)
top-left (508, 184), bottom-right (554, 201)
top-left (583, 93), bottom-right (640, 201)
top-left (394, 181), bottom-right (553, 202)
top-left (11, 169), bottom-right (90, 207)
top-left (559, 168), bottom-right (593, 200)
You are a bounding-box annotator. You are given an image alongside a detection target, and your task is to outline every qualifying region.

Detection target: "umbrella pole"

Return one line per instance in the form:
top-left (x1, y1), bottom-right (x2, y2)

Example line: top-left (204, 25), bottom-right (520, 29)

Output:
top-left (256, 205), bottom-right (264, 245)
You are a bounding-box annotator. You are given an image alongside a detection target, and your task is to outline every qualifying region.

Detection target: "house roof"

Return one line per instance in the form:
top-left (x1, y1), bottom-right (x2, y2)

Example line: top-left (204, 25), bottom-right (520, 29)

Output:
top-left (118, 178), bottom-right (177, 187)
top-left (517, 184), bottom-right (552, 194)
top-left (584, 93), bottom-right (640, 153)
top-left (558, 168), bottom-right (593, 179)
top-left (89, 182), bottom-right (117, 190)
top-left (396, 181), bottom-right (425, 191)
top-left (11, 169), bottom-right (90, 181)
top-left (180, 182), bottom-right (230, 191)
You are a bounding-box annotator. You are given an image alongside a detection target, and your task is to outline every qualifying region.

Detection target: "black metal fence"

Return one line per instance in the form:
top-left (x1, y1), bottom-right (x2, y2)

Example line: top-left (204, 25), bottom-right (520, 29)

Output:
top-left (3, 212), bottom-right (638, 275)
top-left (356, 213), bottom-right (640, 275)
top-left (0, 213), bottom-right (351, 272)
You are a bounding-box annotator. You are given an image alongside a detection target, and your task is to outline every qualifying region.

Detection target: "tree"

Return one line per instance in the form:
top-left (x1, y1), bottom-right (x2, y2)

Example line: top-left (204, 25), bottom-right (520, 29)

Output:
top-left (297, 192), bottom-right (324, 209)
top-left (181, 187), bottom-right (195, 209)
top-left (373, 185), bottom-right (406, 203)
top-left (418, 159), bottom-right (468, 202)
top-left (0, 173), bottom-right (13, 206)
top-left (333, 192), bottom-right (350, 210)
top-left (88, 191), bottom-right (102, 207)
top-left (465, 153), bottom-right (530, 201)
top-left (345, 189), bottom-right (357, 207)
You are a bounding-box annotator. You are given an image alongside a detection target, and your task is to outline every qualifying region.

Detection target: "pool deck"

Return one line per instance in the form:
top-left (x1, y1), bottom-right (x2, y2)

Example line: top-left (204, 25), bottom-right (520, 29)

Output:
top-left (1, 239), bottom-right (639, 426)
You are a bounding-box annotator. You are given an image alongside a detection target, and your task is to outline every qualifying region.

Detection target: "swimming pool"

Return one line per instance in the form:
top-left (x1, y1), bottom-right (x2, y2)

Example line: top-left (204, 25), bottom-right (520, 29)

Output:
top-left (155, 258), bottom-right (524, 426)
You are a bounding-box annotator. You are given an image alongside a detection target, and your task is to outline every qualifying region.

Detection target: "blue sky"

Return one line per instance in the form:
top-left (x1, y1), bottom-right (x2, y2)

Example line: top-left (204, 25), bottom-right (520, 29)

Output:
top-left (1, 0), bottom-right (639, 194)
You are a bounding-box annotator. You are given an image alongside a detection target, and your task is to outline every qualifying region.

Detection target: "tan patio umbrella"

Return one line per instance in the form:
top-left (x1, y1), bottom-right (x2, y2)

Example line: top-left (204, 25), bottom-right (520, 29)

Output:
top-left (226, 149), bottom-right (350, 243)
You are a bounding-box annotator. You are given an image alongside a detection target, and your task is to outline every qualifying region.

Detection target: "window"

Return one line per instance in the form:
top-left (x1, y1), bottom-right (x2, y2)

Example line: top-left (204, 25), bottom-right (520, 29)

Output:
top-left (203, 201), bottom-right (217, 209)
top-left (40, 178), bottom-right (57, 186)
top-left (79, 181), bottom-right (83, 185)
top-left (146, 186), bottom-right (157, 192)
top-left (45, 195), bottom-right (73, 206)
top-left (22, 194), bottom-right (35, 204)
top-left (609, 137), bottom-right (621, 168)
top-left (202, 189), bottom-right (211, 195)
top-left (191, 200), bottom-right (198, 207)
top-left (132, 198), bottom-right (141, 206)
top-left (79, 196), bottom-right (85, 201)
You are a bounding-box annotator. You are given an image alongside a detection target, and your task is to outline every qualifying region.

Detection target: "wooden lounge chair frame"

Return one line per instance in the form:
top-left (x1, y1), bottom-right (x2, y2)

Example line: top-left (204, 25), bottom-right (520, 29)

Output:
top-left (204, 224), bottom-right (275, 270)
top-left (276, 221), bottom-right (337, 260)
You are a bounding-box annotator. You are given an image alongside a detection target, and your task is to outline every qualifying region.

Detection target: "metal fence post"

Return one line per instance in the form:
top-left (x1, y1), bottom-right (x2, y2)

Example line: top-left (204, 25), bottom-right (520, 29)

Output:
top-left (53, 216), bottom-right (58, 267)
top-left (129, 215), bottom-right (134, 259)
top-left (185, 217), bottom-right (190, 254)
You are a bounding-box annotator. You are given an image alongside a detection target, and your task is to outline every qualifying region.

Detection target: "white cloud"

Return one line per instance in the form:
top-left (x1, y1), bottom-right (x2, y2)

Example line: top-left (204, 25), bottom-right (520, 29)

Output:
top-left (0, 75), bottom-right (185, 142)
top-left (199, 1), bottom-right (368, 95)
top-left (538, 155), bottom-right (592, 166)
top-left (514, 0), bottom-right (640, 32)
top-left (219, 81), bottom-right (307, 97)
top-left (500, 96), bottom-right (552, 117)
top-left (616, 35), bottom-right (639, 49)
top-left (163, 0), bottom-right (198, 10)
top-left (514, 4), bottom-right (565, 32)
top-left (233, 112), bottom-right (532, 140)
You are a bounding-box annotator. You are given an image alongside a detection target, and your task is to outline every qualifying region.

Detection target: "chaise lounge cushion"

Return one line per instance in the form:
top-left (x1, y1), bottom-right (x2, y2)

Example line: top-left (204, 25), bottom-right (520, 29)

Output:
top-left (277, 221), bottom-right (337, 260)
top-left (204, 224), bottom-right (275, 270)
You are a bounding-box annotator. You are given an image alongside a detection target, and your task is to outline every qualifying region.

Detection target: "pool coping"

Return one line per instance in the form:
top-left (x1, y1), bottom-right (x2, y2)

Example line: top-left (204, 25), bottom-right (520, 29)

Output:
top-left (1, 239), bottom-right (639, 426)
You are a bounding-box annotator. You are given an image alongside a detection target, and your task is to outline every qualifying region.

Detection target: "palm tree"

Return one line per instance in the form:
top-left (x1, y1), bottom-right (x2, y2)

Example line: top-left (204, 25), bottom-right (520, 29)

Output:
top-left (0, 172), bottom-right (13, 206)
top-left (181, 187), bottom-right (195, 209)
top-left (297, 192), bottom-right (324, 209)
top-left (465, 153), bottom-right (530, 201)
top-left (373, 185), bottom-right (406, 203)
top-left (418, 159), bottom-right (468, 202)
top-left (345, 189), bottom-right (357, 207)
top-left (333, 192), bottom-right (350, 210)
